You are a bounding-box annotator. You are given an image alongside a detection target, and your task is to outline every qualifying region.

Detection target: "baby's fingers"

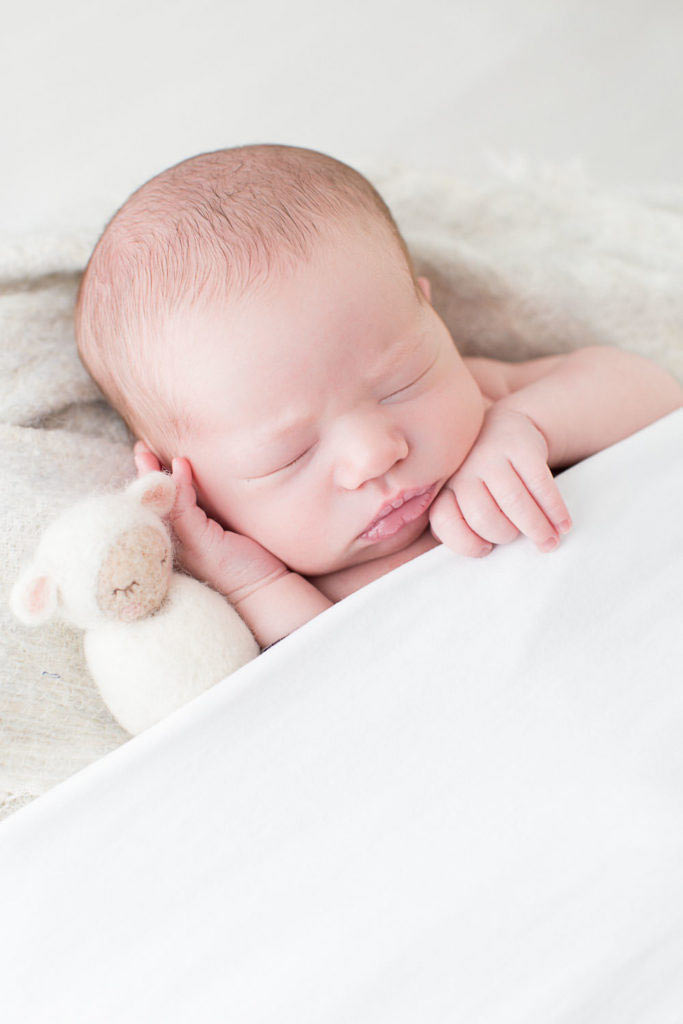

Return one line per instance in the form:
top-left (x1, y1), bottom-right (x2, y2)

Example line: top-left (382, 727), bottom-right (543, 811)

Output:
top-left (168, 459), bottom-right (222, 548)
top-left (517, 459), bottom-right (573, 535)
top-left (165, 458), bottom-right (229, 569)
top-left (169, 457), bottom-right (204, 522)
top-left (488, 462), bottom-right (563, 552)
top-left (429, 487), bottom-right (493, 557)
top-left (133, 440), bottom-right (162, 477)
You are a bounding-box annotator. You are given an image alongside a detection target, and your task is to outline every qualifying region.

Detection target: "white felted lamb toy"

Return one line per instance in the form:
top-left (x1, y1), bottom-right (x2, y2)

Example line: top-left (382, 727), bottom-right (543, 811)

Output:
top-left (9, 471), bottom-right (260, 735)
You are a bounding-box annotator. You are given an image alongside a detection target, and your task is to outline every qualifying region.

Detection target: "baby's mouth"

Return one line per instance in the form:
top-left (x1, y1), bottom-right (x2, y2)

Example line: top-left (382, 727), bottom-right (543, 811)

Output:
top-left (358, 483), bottom-right (439, 543)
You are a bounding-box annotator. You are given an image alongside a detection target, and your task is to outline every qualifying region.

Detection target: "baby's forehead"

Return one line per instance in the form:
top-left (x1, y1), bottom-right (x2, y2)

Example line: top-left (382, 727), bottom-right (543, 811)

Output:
top-left (184, 287), bottom-right (423, 385)
top-left (162, 223), bottom-right (425, 424)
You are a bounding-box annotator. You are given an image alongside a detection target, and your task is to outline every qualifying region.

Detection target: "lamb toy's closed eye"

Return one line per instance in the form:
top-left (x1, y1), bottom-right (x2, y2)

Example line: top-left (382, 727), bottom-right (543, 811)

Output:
top-left (9, 472), bottom-right (260, 735)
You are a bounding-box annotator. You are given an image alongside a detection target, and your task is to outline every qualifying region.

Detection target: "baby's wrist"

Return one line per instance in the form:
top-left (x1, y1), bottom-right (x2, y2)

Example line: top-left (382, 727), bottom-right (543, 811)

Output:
top-left (230, 570), bottom-right (333, 650)
top-left (224, 565), bottom-right (290, 606)
top-left (488, 399), bottom-right (556, 464)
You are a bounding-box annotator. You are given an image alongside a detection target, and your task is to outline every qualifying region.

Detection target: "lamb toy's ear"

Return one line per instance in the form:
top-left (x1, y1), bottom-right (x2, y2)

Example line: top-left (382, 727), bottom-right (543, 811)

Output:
top-left (125, 471), bottom-right (176, 517)
top-left (9, 564), bottom-right (58, 626)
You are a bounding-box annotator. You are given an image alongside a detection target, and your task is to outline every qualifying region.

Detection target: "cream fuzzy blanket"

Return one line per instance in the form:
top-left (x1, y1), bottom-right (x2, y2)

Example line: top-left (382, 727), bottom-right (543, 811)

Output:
top-left (2, 161), bottom-right (682, 820)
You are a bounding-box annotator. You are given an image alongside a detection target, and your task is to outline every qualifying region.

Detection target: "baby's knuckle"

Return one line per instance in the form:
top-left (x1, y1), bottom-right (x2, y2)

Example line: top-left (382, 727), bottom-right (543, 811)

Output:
top-left (468, 508), bottom-right (515, 545)
top-left (526, 469), bottom-right (552, 492)
top-left (429, 494), bottom-right (455, 523)
top-left (461, 503), bottom-right (492, 533)
top-left (429, 512), bottom-right (460, 544)
top-left (464, 535), bottom-right (492, 557)
top-left (549, 492), bottom-right (568, 511)
top-left (435, 530), bottom-right (481, 557)
top-left (430, 509), bottom-right (456, 540)
top-left (430, 509), bottom-right (462, 538)
top-left (499, 487), bottom-right (526, 511)
top-left (488, 521), bottom-right (519, 544)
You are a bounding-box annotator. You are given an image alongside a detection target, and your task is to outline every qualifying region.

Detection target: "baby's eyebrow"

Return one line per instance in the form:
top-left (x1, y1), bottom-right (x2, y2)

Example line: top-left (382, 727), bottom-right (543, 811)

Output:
top-left (227, 416), bottom-right (311, 461)
top-left (255, 331), bottom-right (427, 445)
top-left (260, 413), bottom-right (313, 445)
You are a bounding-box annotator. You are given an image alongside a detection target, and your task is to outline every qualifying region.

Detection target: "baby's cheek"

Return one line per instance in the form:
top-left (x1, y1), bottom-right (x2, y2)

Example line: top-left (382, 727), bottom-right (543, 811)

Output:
top-left (190, 471), bottom-right (245, 533)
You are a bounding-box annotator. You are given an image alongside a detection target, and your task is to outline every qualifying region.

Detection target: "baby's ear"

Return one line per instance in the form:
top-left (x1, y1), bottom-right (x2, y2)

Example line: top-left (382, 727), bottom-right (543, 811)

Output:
top-left (9, 564), bottom-right (58, 626)
top-left (126, 470), bottom-right (176, 517)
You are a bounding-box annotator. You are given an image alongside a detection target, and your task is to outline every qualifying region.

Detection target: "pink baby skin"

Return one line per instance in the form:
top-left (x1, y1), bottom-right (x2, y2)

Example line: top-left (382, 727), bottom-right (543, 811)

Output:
top-left (135, 221), bottom-right (683, 649)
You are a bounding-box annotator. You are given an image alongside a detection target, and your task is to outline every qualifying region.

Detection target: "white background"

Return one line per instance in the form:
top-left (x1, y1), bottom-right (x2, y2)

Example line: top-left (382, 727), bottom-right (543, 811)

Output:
top-left (3, 0), bottom-right (682, 234)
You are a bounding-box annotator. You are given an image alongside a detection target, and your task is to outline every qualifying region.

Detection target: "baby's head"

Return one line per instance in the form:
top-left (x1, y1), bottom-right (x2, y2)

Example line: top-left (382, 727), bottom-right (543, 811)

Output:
top-left (75, 144), bottom-right (484, 576)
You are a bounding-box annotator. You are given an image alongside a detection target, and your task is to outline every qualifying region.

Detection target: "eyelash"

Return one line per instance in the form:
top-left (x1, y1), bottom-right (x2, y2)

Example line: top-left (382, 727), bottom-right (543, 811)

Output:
top-left (385, 376), bottom-right (420, 400)
top-left (278, 448), bottom-right (310, 472)
top-left (113, 581), bottom-right (139, 597)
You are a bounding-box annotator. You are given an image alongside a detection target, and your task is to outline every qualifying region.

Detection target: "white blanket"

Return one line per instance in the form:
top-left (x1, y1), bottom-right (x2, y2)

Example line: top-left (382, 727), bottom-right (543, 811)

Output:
top-left (1, 409), bottom-right (681, 1022)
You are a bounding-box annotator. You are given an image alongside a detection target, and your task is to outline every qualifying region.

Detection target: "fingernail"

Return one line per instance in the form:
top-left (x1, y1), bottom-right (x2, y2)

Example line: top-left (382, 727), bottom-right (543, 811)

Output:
top-left (558, 518), bottom-right (572, 534)
top-left (478, 543), bottom-right (494, 556)
top-left (540, 536), bottom-right (559, 552)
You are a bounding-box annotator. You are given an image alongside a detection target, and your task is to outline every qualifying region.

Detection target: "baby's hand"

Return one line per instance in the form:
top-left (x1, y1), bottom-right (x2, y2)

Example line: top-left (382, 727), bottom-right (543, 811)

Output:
top-left (428, 407), bottom-right (572, 557)
top-left (133, 442), bottom-right (290, 604)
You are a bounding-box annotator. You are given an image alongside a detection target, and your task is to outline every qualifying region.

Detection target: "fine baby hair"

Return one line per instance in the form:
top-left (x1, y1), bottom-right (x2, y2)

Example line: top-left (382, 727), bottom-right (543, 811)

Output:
top-left (9, 472), bottom-right (259, 735)
top-left (73, 143), bottom-right (416, 472)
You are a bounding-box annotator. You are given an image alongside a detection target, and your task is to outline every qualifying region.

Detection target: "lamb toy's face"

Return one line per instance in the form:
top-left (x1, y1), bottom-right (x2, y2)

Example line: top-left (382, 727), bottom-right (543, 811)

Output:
top-left (96, 524), bottom-right (173, 623)
top-left (10, 471), bottom-right (177, 631)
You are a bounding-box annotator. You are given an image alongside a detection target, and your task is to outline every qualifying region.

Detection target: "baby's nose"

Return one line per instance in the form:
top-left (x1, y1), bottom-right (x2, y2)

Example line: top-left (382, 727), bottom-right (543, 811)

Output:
top-left (332, 414), bottom-right (409, 489)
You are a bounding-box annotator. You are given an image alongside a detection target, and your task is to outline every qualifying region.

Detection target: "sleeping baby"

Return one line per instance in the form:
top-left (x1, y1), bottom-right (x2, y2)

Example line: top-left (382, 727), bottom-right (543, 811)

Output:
top-left (74, 144), bottom-right (682, 650)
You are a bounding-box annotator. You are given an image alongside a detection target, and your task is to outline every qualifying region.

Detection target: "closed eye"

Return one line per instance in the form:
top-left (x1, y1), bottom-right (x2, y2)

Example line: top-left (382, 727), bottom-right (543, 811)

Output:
top-left (386, 377), bottom-right (420, 398)
top-left (113, 581), bottom-right (139, 596)
top-left (244, 448), bottom-right (312, 482)
top-left (382, 354), bottom-right (436, 401)
top-left (267, 445), bottom-right (314, 476)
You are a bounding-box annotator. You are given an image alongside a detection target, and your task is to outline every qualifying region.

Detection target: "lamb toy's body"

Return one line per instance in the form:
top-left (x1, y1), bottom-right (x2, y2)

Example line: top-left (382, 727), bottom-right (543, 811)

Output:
top-left (84, 571), bottom-right (258, 735)
top-left (10, 472), bottom-right (260, 735)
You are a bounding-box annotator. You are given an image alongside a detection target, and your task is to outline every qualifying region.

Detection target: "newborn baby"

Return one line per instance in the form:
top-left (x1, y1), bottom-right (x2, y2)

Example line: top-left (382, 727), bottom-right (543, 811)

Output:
top-left (75, 144), bottom-right (682, 650)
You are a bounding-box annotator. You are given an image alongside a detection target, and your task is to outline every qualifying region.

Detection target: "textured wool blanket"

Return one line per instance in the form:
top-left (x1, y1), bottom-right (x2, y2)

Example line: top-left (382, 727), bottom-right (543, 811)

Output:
top-left (2, 160), bottom-right (682, 819)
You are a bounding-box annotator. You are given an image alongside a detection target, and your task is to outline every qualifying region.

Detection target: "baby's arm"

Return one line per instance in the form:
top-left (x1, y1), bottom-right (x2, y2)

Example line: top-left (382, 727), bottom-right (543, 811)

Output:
top-left (229, 571), bottom-right (333, 649)
top-left (494, 345), bottom-right (682, 470)
top-left (430, 345), bottom-right (682, 557)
